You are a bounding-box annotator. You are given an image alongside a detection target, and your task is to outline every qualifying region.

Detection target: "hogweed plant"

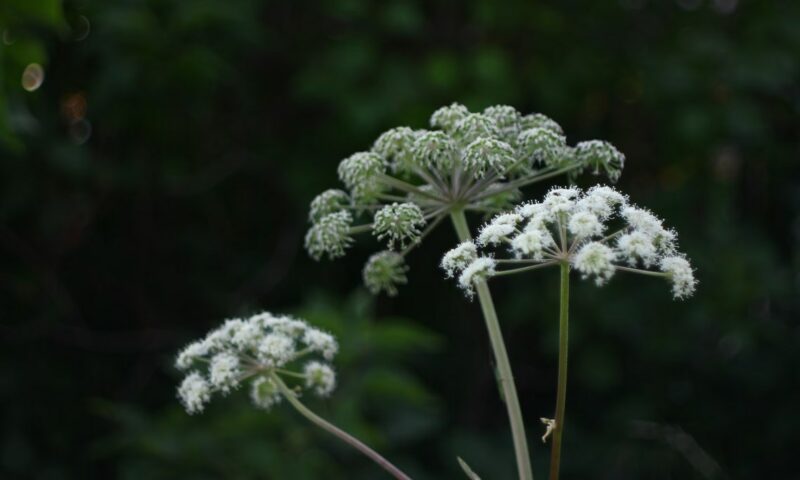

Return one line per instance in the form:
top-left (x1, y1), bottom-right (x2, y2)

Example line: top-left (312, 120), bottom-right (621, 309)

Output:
top-left (176, 104), bottom-right (696, 480)
top-left (175, 311), bottom-right (412, 480)
top-left (442, 185), bottom-right (697, 479)
top-left (304, 103), bottom-right (625, 480)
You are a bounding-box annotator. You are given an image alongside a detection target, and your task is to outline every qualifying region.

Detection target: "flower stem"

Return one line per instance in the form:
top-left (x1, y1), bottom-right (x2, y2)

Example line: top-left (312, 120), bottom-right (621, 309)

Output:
top-left (449, 208), bottom-right (534, 480)
top-left (271, 373), bottom-right (413, 480)
top-left (494, 261), bottom-right (559, 277)
top-left (548, 262), bottom-right (570, 480)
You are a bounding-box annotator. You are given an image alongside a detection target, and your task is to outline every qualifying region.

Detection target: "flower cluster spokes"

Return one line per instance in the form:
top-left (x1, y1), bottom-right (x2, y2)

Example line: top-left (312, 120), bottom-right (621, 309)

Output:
top-left (175, 312), bottom-right (338, 414)
top-left (305, 103), bottom-right (626, 296)
top-left (441, 185), bottom-right (697, 299)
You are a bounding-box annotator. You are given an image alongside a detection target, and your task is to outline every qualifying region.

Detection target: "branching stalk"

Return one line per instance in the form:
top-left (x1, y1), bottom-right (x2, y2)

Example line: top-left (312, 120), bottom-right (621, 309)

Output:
top-left (548, 262), bottom-right (570, 480)
top-left (272, 373), bottom-right (413, 480)
top-left (494, 261), bottom-right (558, 277)
top-left (450, 209), bottom-right (534, 480)
top-left (472, 164), bottom-right (582, 203)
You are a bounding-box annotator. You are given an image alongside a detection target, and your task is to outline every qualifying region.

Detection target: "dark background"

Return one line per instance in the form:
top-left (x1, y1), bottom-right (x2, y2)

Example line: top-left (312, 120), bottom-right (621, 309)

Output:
top-left (1, 1), bottom-right (799, 478)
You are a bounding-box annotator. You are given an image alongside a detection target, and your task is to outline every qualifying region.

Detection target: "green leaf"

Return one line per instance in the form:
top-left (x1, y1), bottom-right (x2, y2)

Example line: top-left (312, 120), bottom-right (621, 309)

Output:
top-left (2, 0), bottom-right (65, 28)
top-left (369, 320), bottom-right (443, 354)
top-left (361, 368), bottom-right (435, 405)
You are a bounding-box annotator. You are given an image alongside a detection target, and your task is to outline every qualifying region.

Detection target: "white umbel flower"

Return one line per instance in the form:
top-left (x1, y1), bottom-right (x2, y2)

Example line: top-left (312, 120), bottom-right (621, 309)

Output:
top-left (443, 185), bottom-right (695, 300)
top-left (175, 310), bottom-right (340, 414)
top-left (304, 361), bottom-right (336, 397)
top-left (572, 242), bottom-right (616, 285)
top-left (660, 256), bottom-right (697, 299)
top-left (458, 257), bottom-right (496, 295)
top-left (178, 372), bottom-right (211, 415)
top-left (441, 241), bottom-right (478, 278)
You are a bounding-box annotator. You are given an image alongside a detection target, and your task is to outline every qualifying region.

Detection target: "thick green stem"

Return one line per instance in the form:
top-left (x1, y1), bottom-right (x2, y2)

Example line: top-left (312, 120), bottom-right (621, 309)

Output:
top-left (548, 262), bottom-right (570, 480)
top-left (272, 374), bottom-right (413, 480)
top-left (449, 209), bottom-right (534, 480)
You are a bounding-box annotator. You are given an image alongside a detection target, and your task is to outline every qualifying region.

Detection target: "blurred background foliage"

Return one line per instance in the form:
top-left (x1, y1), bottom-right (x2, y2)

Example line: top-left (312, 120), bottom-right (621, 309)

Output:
top-left (0, 0), bottom-right (798, 479)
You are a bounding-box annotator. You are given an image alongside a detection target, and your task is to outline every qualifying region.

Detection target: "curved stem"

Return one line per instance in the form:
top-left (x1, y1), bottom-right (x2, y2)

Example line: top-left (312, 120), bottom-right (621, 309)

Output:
top-left (272, 373), bottom-right (413, 480)
top-left (450, 209), bottom-right (534, 480)
top-left (548, 262), bottom-right (570, 480)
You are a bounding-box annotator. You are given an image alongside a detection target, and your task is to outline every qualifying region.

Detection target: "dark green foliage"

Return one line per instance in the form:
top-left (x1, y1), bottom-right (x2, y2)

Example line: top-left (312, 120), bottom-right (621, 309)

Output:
top-left (1, 0), bottom-right (798, 478)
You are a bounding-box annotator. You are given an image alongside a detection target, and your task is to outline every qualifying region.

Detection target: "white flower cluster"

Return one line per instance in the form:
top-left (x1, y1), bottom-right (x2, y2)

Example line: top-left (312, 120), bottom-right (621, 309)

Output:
top-left (175, 311), bottom-right (338, 414)
top-left (304, 210), bottom-right (353, 261)
top-left (372, 202), bottom-right (426, 249)
top-left (307, 103), bottom-right (628, 295)
top-left (442, 185), bottom-right (697, 299)
top-left (362, 250), bottom-right (408, 296)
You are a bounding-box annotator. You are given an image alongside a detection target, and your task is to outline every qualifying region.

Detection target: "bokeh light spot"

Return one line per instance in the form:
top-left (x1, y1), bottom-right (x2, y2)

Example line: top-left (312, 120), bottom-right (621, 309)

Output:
top-left (69, 119), bottom-right (92, 145)
top-left (21, 63), bottom-right (45, 92)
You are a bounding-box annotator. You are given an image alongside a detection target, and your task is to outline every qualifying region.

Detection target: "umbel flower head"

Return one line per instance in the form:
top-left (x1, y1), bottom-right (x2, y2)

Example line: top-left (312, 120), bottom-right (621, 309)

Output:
top-left (175, 311), bottom-right (338, 414)
top-left (442, 185), bottom-right (697, 299)
top-left (306, 103), bottom-right (627, 295)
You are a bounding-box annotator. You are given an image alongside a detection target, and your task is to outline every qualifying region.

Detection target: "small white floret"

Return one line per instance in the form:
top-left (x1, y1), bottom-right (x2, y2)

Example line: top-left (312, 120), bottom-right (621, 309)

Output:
top-left (175, 340), bottom-right (211, 370)
top-left (178, 372), bottom-right (211, 414)
top-left (257, 333), bottom-right (295, 367)
top-left (510, 226), bottom-right (554, 259)
top-left (303, 328), bottom-right (339, 360)
top-left (573, 242), bottom-right (616, 285)
top-left (616, 231), bottom-right (658, 267)
top-left (567, 211), bottom-right (604, 238)
top-left (478, 222), bottom-right (516, 246)
top-left (209, 352), bottom-right (240, 393)
top-left (250, 376), bottom-right (282, 410)
top-left (458, 257), bottom-right (497, 296)
top-left (660, 256), bottom-right (697, 299)
top-left (544, 187), bottom-right (579, 215)
top-left (441, 241), bottom-right (478, 277)
top-left (304, 361), bottom-right (337, 397)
